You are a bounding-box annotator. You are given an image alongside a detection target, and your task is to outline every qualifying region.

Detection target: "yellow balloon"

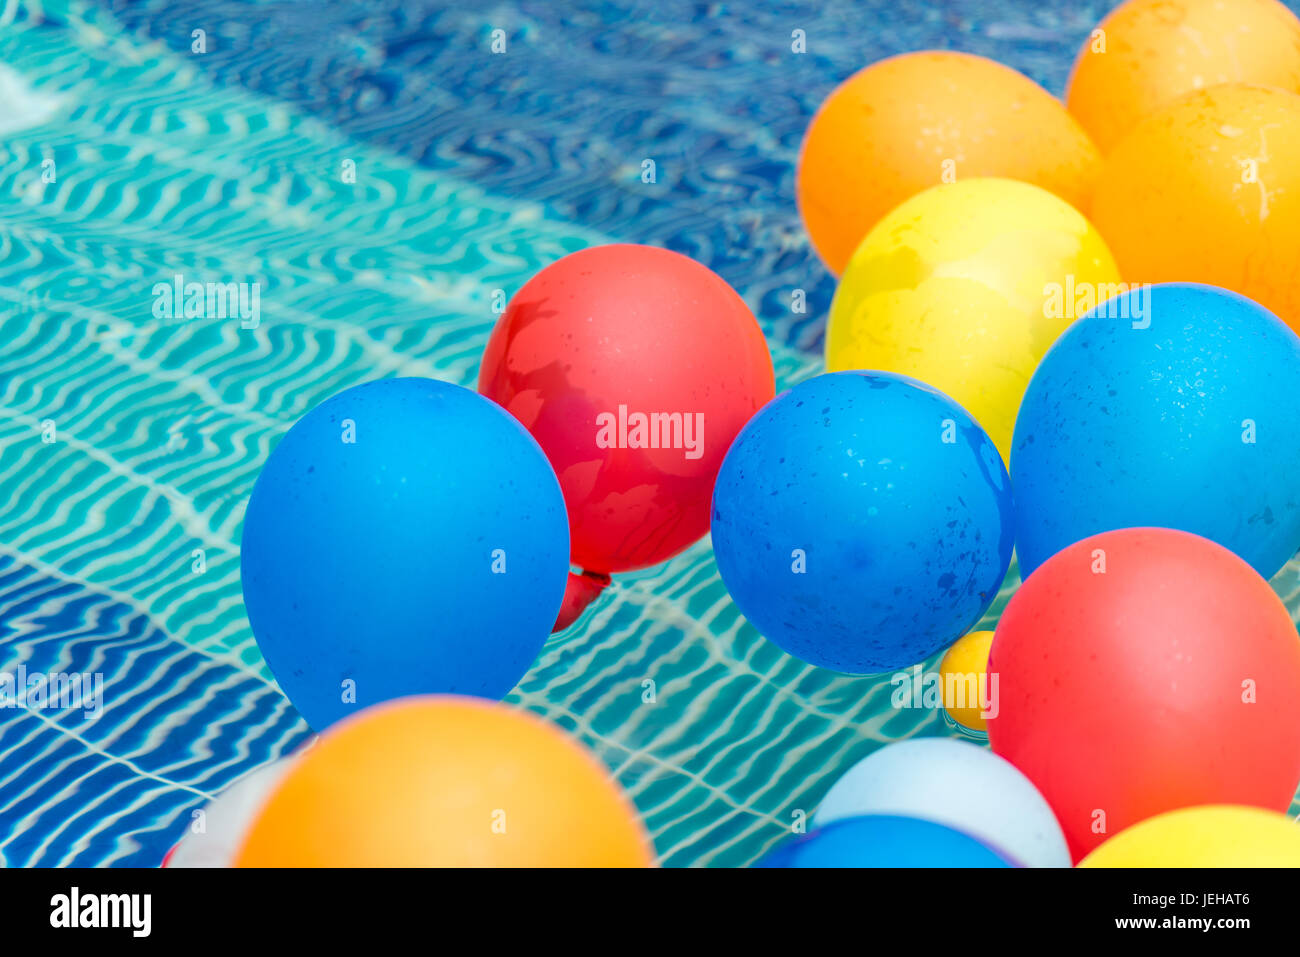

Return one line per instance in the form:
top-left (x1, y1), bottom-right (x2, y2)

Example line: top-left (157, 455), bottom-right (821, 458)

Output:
top-left (825, 178), bottom-right (1121, 462)
top-left (1079, 805), bottom-right (1300, 868)
top-left (939, 630), bottom-right (994, 732)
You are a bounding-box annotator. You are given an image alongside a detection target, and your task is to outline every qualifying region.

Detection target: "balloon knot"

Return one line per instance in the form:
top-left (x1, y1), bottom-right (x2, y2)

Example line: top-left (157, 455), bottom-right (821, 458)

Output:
top-left (553, 570), bottom-right (612, 632)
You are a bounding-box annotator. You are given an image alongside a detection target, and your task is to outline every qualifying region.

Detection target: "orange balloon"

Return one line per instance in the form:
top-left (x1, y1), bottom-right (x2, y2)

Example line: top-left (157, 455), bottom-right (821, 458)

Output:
top-left (235, 696), bottom-right (652, 867)
top-left (1090, 83), bottom-right (1300, 334)
top-left (1066, 0), bottom-right (1300, 154)
top-left (797, 50), bottom-right (1101, 275)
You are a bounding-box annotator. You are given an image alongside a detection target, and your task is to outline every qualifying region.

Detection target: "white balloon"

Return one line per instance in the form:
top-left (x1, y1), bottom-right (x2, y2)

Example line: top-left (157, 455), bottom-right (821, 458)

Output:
top-left (815, 738), bottom-right (1071, 867)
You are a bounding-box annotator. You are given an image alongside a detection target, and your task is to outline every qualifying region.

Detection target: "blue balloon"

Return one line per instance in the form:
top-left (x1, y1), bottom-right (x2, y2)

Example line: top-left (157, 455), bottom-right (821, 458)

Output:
top-left (240, 378), bottom-right (569, 730)
top-left (1012, 283), bottom-right (1300, 579)
top-left (757, 814), bottom-right (1015, 868)
top-left (711, 372), bottom-right (1014, 674)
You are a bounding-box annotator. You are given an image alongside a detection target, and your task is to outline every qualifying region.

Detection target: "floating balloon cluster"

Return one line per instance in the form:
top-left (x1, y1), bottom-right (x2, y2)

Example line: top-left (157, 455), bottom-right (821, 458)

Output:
top-left (225, 0), bottom-right (1300, 867)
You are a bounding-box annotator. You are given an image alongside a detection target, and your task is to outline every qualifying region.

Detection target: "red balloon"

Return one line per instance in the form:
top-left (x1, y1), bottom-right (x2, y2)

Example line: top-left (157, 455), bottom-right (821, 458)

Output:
top-left (479, 244), bottom-right (775, 588)
top-left (988, 527), bottom-right (1300, 862)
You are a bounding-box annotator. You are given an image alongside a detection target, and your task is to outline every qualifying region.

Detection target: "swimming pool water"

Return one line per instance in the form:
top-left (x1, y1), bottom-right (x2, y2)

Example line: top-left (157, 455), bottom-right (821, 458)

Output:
top-left (1, 0), bottom-right (1298, 867)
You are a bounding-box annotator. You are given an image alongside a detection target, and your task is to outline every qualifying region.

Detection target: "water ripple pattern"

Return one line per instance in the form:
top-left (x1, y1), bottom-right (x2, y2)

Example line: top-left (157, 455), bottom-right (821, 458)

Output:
top-left (1, 1), bottom-right (1298, 867)
top-left (89, 0), bottom-right (1144, 352)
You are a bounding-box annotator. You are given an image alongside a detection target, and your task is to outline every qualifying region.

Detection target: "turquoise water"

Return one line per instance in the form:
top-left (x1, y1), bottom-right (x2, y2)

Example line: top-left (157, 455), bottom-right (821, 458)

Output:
top-left (1, 0), bottom-right (1298, 867)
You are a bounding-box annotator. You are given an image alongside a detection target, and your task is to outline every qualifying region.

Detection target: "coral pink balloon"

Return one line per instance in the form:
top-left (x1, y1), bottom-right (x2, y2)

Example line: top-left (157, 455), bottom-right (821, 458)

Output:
top-left (988, 527), bottom-right (1300, 862)
top-left (479, 244), bottom-right (774, 582)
